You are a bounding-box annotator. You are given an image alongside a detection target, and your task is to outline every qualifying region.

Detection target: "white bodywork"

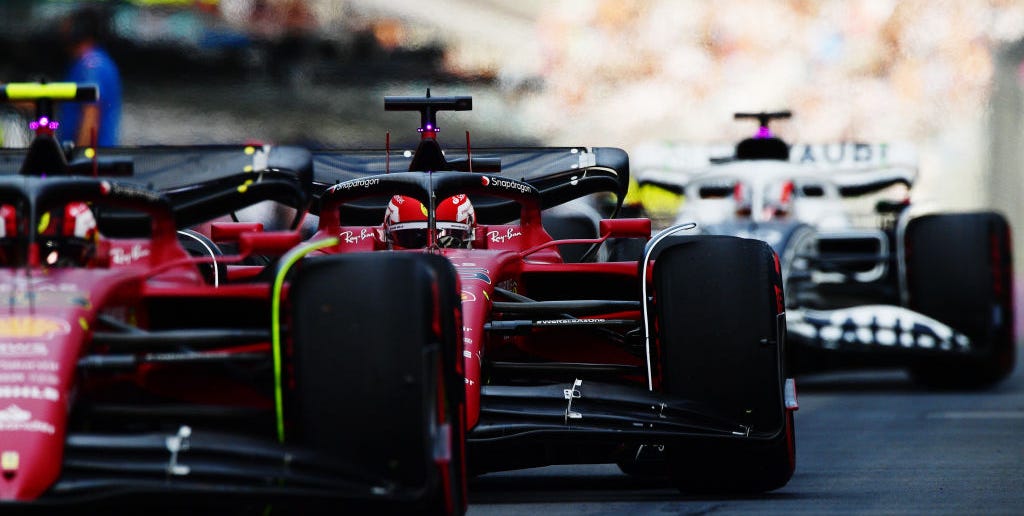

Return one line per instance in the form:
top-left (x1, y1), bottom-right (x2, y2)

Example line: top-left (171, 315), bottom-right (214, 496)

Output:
top-left (634, 141), bottom-right (918, 231)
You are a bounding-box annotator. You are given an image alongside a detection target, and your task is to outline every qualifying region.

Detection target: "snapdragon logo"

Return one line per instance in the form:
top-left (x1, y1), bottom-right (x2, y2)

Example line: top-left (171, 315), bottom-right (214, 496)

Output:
top-left (481, 176), bottom-right (531, 194)
top-left (336, 178), bottom-right (381, 190)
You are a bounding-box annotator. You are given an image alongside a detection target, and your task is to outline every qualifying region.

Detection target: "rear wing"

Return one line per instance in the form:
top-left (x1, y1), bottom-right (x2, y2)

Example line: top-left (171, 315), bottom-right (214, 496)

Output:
top-left (0, 144), bottom-right (312, 188)
top-left (633, 141), bottom-right (918, 197)
top-left (311, 146), bottom-right (629, 223)
top-left (0, 144), bottom-right (313, 231)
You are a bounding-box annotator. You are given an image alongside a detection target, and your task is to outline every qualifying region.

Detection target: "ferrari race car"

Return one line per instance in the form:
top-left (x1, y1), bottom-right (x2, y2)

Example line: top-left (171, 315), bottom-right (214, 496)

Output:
top-left (0, 83), bottom-right (464, 513)
top-left (635, 112), bottom-right (1015, 388)
top-left (208, 92), bottom-right (796, 493)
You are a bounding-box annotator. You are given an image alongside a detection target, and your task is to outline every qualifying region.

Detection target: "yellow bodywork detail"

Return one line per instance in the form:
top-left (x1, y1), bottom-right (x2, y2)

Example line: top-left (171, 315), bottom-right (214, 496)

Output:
top-left (37, 211), bottom-right (50, 233)
top-left (244, 146), bottom-right (255, 155)
top-left (244, 165), bottom-right (253, 172)
top-left (237, 179), bottom-right (254, 193)
top-left (622, 177), bottom-right (643, 206)
top-left (5, 83), bottom-right (78, 100)
top-left (84, 148), bottom-right (96, 159)
top-left (78, 317), bottom-right (89, 331)
top-left (637, 183), bottom-right (685, 221)
top-left (1, 451), bottom-right (18, 472)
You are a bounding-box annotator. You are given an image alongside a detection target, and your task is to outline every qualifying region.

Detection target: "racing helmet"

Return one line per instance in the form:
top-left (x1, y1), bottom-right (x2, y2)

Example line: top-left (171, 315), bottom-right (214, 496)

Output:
top-left (384, 194), bottom-right (475, 249)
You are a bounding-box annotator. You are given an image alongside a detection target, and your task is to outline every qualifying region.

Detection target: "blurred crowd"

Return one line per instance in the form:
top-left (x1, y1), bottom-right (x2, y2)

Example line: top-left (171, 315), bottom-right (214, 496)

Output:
top-left (505, 0), bottom-right (1024, 149)
top-left (6, 1), bottom-right (1024, 161)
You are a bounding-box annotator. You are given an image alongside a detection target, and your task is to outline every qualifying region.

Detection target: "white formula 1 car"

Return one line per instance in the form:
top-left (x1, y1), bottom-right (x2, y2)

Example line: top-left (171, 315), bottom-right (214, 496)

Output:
top-left (635, 112), bottom-right (1014, 388)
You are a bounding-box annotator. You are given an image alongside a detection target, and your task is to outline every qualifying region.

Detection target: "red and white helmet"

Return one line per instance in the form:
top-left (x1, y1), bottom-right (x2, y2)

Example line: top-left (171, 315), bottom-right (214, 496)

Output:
top-left (384, 194), bottom-right (475, 249)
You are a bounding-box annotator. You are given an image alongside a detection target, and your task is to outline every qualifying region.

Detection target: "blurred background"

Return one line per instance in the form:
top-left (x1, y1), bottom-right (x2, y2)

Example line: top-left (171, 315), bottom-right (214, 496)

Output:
top-left (1, 0), bottom-right (1024, 270)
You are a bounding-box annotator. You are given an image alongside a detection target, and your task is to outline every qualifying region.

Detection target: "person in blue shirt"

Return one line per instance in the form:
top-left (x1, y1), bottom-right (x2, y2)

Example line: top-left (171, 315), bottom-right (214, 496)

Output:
top-left (59, 6), bottom-right (122, 147)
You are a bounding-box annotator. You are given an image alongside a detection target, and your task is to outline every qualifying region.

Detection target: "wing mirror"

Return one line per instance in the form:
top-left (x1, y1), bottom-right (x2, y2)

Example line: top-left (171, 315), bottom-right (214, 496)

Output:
top-left (211, 222), bottom-right (264, 242)
top-left (239, 231), bottom-right (302, 256)
top-left (599, 218), bottom-right (651, 239)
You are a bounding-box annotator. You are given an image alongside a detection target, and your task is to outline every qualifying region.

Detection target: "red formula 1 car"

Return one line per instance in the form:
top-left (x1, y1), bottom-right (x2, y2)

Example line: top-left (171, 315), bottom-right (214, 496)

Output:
top-left (0, 83), bottom-right (464, 514)
top-left (223, 93), bottom-right (796, 493)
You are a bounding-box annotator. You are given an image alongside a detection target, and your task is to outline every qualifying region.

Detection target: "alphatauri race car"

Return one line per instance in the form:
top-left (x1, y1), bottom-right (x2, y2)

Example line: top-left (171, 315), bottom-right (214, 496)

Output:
top-left (636, 112), bottom-right (1015, 388)
top-left (0, 83), bottom-right (465, 514)
top-left (209, 93), bottom-right (796, 493)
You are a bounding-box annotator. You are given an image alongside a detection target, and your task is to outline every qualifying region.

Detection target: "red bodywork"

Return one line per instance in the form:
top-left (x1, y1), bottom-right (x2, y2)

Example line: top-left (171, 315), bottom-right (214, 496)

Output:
top-left (0, 242), bottom-right (205, 500)
top-left (309, 173), bottom-right (650, 432)
top-left (0, 179), bottom-right (289, 503)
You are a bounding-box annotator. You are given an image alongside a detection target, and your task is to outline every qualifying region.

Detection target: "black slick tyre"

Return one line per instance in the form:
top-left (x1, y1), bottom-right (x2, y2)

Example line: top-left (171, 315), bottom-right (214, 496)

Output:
top-left (286, 253), bottom-right (466, 515)
top-left (905, 212), bottom-right (1015, 389)
top-left (651, 235), bottom-right (794, 494)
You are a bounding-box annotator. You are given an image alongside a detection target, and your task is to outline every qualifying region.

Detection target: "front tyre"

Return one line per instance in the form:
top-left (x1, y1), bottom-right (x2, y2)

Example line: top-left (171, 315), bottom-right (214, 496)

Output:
top-left (287, 253), bottom-right (466, 514)
top-left (651, 235), bottom-right (794, 493)
top-left (905, 212), bottom-right (1015, 389)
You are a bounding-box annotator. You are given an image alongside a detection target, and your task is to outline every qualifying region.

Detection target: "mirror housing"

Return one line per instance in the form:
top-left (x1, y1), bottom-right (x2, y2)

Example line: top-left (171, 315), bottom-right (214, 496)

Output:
top-left (239, 231), bottom-right (301, 256)
top-left (211, 222), bottom-right (264, 242)
top-left (599, 218), bottom-right (651, 239)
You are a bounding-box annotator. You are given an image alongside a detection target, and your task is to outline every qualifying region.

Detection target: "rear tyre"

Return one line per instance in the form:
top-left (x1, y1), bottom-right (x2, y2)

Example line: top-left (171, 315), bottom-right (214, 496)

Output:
top-left (287, 253), bottom-right (466, 514)
top-left (905, 212), bottom-right (1015, 389)
top-left (651, 235), bottom-right (794, 493)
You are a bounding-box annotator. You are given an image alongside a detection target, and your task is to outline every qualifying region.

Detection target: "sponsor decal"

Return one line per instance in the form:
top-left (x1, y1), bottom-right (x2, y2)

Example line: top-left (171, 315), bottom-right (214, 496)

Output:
top-left (0, 385), bottom-right (59, 401)
top-left (456, 266), bottom-right (491, 284)
top-left (535, 319), bottom-right (608, 326)
top-left (335, 177), bottom-right (380, 190)
top-left (487, 228), bottom-right (522, 244)
top-left (0, 317), bottom-right (71, 339)
top-left (482, 176), bottom-right (531, 194)
top-left (460, 290), bottom-right (477, 302)
top-left (0, 291), bottom-right (84, 309)
top-left (794, 142), bottom-right (888, 165)
top-left (110, 244), bottom-right (151, 265)
top-left (339, 228), bottom-right (377, 244)
top-left (0, 404), bottom-right (55, 434)
top-left (0, 373), bottom-right (25, 383)
top-left (27, 373), bottom-right (59, 385)
top-left (463, 350), bottom-right (473, 359)
top-left (106, 183), bottom-right (163, 203)
top-left (0, 342), bottom-right (47, 357)
top-left (0, 279), bottom-right (77, 293)
top-left (0, 360), bottom-right (59, 372)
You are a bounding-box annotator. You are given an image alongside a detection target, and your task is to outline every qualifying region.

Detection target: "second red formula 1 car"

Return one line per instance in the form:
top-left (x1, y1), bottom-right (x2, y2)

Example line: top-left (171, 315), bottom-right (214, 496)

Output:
top-left (0, 82), bottom-right (464, 514)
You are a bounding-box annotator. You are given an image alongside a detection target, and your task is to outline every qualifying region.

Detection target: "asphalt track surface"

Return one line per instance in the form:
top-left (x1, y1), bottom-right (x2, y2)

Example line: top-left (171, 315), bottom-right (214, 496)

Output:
top-left (467, 343), bottom-right (1024, 515)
